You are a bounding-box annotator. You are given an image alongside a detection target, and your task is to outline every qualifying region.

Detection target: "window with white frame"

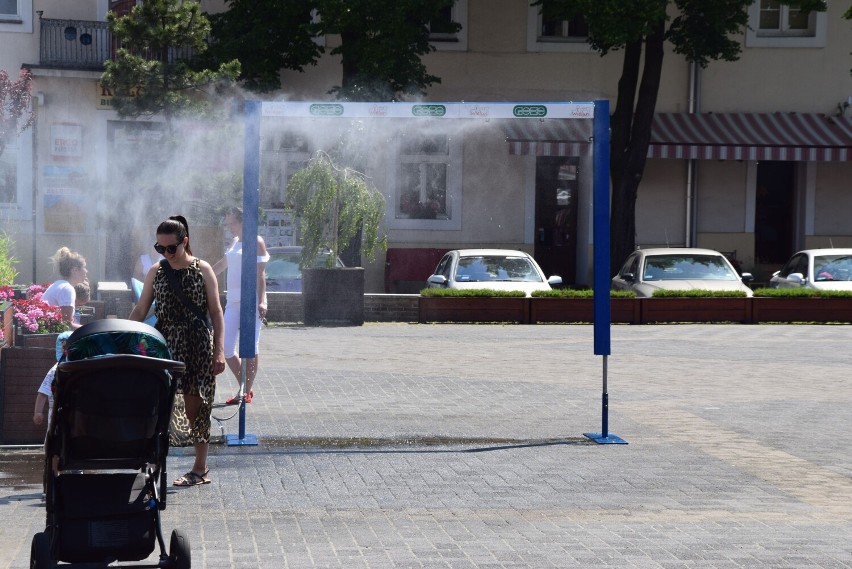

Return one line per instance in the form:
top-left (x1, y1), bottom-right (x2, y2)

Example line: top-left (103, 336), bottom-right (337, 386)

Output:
top-left (0, 0), bottom-right (18, 17)
top-left (260, 131), bottom-right (311, 209)
top-left (758, 0), bottom-right (815, 36)
top-left (746, 0), bottom-right (826, 47)
top-left (429, 0), bottom-right (467, 51)
top-left (387, 130), bottom-right (462, 230)
top-left (526, 5), bottom-right (592, 52)
top-left (0, 0), bottom-right (31, 30)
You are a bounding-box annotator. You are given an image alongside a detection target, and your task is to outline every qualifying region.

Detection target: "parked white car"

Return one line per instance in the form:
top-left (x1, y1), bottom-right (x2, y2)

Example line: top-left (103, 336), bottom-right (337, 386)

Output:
top-left (769, 249), bottom-right (852, 290)
top-left (426, 249), bottom-right (561, 296)
top-left (611, 248), bottom-right (754, 297)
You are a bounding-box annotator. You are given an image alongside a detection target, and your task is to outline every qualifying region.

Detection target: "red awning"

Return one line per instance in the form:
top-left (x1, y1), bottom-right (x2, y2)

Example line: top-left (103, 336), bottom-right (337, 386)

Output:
top-left (649, 113), bottom-right (852, 161)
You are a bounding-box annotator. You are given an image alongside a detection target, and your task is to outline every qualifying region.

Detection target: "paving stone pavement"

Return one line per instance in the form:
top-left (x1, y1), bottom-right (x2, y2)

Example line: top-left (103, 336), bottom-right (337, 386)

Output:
top-left (2, 323), bottom-right (851, 568)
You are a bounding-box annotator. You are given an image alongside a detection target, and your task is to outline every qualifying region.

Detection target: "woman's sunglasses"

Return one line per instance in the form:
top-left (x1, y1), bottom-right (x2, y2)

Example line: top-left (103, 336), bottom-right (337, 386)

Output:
top-left (154, 242), bottom-right (182, 255)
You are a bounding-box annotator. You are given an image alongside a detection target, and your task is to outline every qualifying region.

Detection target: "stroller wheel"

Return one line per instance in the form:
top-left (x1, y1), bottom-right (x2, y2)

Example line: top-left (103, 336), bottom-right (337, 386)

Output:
top-left (169, 529), bottom-right (191, 569)
top-left (30, 532), bottom-right (53, 569)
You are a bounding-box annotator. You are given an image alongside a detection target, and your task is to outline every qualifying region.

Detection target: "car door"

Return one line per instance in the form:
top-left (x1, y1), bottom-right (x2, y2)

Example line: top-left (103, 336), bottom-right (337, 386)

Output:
top-left (611, 252), bottom-right (640, 292)
top-left (774, 253), bottom-right (809, 288)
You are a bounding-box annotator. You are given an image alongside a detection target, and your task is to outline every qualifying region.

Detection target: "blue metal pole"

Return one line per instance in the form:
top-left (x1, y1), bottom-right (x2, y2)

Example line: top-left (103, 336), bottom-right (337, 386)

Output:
top-left (585, 100), bottom-right (626, 445)
top-left (227, 99), bottom-right (260, 446)
top-left (592, 99), bottom-right (611, 357)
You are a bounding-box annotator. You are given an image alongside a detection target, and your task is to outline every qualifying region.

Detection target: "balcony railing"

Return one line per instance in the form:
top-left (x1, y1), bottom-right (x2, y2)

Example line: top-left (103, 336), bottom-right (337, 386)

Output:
top-left (39, 18), bottom-right (112, 70)
top-left (38, 17), bottom-right (196, 71)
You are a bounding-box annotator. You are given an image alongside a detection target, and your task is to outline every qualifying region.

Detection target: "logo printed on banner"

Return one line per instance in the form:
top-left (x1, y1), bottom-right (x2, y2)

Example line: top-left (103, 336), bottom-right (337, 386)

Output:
top-left (412, 104), bottom-right (447, 117)
top-left (513, 105), bottom-right (548, 117)
top-left (369, 105), bottom-right (388, 116)
top-left (467, 105), bottom-right (490, 117)
top-left (571, 106), bottom-right (592, 118)
top-left (309, 104), bottom-right (344, 116)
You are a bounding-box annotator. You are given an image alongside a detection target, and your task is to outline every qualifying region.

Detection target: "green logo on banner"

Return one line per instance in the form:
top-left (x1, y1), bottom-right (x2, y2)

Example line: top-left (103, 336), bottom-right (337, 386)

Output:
top-left (310, 104), bottom-right (344, 116)
top-left (412, 104), bottom-right (447, 117)
top-left (513, 105), bottom-right (548, 118)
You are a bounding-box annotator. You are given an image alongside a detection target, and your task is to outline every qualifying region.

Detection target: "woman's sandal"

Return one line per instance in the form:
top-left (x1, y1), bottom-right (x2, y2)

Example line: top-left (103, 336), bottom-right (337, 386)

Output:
top-left (174, 469), bottom-right (211, 487)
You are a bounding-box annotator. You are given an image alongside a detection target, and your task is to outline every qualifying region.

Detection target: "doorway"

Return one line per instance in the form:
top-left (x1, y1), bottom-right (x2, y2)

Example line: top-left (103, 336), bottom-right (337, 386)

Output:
top-left (755, 161), bottom-right (796, 265)
top-left (534, 156), bottom-right (578, 285)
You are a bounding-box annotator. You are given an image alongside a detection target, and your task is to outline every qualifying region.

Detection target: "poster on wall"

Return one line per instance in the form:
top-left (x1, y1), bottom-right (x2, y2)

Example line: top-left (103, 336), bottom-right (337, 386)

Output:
top-left (43, 165), bottom-right (87, 233)
top-left (50, 124), bottom-right (83, 159)
top-left (261, 209), bottom-right (296, 247)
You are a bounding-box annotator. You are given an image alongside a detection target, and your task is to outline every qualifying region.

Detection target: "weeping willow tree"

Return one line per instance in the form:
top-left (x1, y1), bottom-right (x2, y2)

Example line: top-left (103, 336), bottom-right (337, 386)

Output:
top-left (287, 152), bottom-right (386, 268)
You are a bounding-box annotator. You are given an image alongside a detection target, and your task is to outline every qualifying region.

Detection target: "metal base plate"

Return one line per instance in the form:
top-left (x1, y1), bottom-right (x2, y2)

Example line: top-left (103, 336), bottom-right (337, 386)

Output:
top-left (225, 433), bottom-right (259, 446)
top-left (583, 432), bottom-right (628, 445)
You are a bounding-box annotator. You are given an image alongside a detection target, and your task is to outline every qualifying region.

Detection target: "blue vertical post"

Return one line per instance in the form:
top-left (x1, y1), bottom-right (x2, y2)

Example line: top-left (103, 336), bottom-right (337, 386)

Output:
top-left (585, 99), bottom-right (626, 445)
top-left (226, 99), bottom-right (260, 446)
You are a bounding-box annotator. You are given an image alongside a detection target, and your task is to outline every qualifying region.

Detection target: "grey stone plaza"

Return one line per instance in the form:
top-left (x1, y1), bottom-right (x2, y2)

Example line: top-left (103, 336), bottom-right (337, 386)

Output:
top-left (1, 323), bottom-right (851, 568)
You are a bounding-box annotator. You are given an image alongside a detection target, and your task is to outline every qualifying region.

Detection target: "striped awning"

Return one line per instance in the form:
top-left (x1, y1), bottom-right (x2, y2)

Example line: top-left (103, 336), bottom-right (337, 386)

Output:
top-left (649, 113), bottom-right (852, 161)
top-left (503, 112), bottom-right (852, 161)
top-left (502, 118), bottom-right (594, 156)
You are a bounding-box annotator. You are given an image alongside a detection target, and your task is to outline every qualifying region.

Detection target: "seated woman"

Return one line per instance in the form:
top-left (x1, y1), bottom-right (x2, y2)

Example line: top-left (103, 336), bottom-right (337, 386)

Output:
top-left (42, 247), bottom-right (88, 330)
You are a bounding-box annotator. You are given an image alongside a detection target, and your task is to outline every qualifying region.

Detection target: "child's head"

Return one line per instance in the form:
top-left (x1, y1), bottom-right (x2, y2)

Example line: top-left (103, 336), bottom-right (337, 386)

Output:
top-left (74, 282), bottom-right (90, 306)
top-left (55, 331), bottom-right (73, 362)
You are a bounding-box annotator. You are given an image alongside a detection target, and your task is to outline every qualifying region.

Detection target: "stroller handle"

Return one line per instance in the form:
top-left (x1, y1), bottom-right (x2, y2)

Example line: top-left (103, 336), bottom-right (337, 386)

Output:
top-left (59, 354), bottom-right (186, 377)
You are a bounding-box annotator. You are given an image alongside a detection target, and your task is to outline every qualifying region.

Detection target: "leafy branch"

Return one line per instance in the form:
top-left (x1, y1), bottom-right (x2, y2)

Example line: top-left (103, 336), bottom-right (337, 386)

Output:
top-left (287, 152), bottom-right (386, 268)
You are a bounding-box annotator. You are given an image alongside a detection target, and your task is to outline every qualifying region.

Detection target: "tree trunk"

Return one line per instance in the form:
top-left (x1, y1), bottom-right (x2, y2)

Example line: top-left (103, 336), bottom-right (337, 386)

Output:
top-left (610, 21), bottom-right (665, 272)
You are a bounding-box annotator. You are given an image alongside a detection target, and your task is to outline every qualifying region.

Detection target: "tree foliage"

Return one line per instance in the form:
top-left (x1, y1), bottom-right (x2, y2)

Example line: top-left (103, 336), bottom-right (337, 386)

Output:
top-left (315, 0), bottom-right (458, 101)
top-left (101, 0), bottom-right (240, 126)
top-left (535, 0), bottom-right (826, 272)
top-left (206, 0), bottom-right (459, 101)
top-left (0, 69), bottom-right (34, 160)
top-left (205, 0), bottom-right (321, 93)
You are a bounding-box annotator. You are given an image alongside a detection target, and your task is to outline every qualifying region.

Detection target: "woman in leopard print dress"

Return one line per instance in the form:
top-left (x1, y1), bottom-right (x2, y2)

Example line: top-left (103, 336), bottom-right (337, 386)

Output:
top-left (130, 215), bottom-right (225, 487)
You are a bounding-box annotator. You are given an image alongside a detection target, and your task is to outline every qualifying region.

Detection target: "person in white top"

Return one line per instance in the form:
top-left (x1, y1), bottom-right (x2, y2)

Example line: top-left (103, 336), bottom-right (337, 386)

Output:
top-left (213, 207), bottom-right (269, 405)
top-left (41, 247), bottom-right (88, 329)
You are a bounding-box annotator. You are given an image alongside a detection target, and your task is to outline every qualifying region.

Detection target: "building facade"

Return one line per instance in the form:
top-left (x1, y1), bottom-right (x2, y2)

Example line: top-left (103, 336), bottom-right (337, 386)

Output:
top-left (1, 0), bottom-right (850, 291)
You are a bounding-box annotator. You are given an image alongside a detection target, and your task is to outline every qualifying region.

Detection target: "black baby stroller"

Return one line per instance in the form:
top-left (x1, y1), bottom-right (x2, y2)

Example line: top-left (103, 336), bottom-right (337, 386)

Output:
top-left (31, 319), bottom-right (190, 568)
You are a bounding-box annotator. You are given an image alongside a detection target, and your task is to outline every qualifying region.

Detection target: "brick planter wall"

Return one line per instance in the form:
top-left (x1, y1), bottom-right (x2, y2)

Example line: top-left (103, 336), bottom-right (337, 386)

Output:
top-left (0, 347), bottom-right (56, 445)
top-left (266, 293), bottom-right (419, 324)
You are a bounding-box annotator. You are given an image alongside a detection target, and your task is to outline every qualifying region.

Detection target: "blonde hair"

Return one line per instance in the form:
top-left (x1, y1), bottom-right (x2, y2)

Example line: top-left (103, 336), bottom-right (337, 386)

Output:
top-left (50, 247), bottom-right (86, 279)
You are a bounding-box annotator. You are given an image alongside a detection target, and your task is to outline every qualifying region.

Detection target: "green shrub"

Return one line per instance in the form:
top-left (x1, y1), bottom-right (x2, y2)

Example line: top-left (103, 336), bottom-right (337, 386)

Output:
top-left (752, 287), bottom-right (852, 298)
top-left (0, 232), bottom-right (18, 286)
top-left (651, 289), bottom-right (748, 298)
top-left (420, 288), bottom-right (526, 298)
top-left (531, 289), bottom-right (636, 298)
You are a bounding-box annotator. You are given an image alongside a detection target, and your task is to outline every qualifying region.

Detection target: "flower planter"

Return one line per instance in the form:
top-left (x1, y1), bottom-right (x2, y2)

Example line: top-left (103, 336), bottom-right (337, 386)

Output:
top-left (14, 330), bottom-right (61, 349)
top-left (0, 346), bottom-right (56, 444)
top-left (640, 297), bottom-right (752, 324)
top-left (419, 296), bottom-right (529, 324)
top-left (528, 297), bottom-right (640, 324)
top-left (751, 297), bottom-right (852, 323)
top-left (302, 267), bottom-right (365, 326)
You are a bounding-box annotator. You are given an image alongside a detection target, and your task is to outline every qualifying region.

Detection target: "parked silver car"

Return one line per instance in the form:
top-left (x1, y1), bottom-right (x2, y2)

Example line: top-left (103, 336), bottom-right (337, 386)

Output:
top-left (769, 248), bottom-right (852, 290)
top-left (265, 246), bottom-right (344, 292)
top-left (426, 249), bottom-right (561, 296)
top-left (611, 248), bottom-right (754, 297)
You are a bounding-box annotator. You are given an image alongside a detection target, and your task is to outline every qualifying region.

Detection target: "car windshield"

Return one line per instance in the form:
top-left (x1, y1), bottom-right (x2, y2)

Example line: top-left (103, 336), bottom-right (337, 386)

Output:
top-left (643, 254), bottom-right (736, 281)
top-left (265, 254), bottom-right (301, 280)
top-left (455, 255), bottom-right (542, 283)
top-left (266, 251), bottom-right (340, 280)
top-left (814, 255), bottom-right (852, 281)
